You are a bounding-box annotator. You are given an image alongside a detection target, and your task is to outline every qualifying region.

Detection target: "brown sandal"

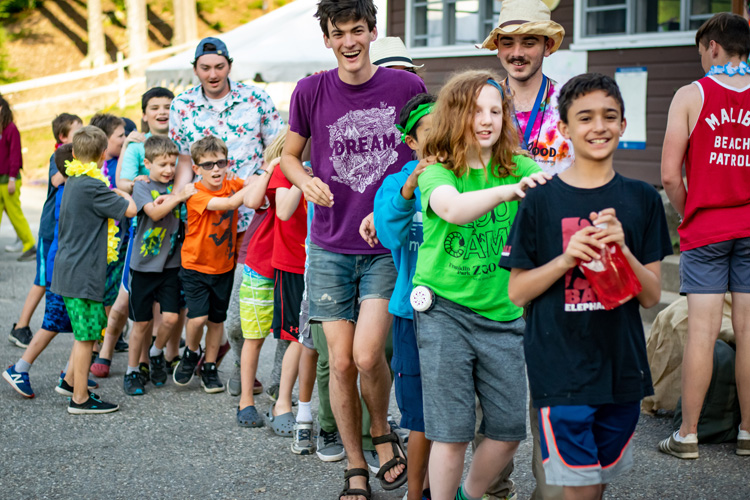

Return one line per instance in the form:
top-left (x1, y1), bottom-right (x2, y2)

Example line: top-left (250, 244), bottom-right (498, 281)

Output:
top-left (339, 468), bottom-right (371, 500)
top-left (372, 431), bottom-right (408, 490)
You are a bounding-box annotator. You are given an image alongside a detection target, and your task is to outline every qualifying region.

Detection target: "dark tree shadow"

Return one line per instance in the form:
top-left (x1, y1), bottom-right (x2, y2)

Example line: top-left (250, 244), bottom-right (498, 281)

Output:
top-left (147, 5), bottom-right (173, 46)
top-left (37, 4), bottom-right (87, 56)
top-left (52, 0), bottom-right (120, 62)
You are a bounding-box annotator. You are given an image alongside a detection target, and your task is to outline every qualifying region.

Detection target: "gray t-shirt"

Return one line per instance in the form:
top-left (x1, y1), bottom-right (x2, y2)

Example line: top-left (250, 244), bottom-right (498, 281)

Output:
top-left (130, 180), bottom-right (182, 272)
top-left (51, 175), bottom-right (129, 302)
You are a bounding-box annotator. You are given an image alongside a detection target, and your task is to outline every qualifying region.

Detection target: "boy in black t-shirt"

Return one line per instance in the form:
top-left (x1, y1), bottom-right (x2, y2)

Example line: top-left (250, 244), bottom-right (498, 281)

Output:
top-left (500, 73), bottom-right (672, 500)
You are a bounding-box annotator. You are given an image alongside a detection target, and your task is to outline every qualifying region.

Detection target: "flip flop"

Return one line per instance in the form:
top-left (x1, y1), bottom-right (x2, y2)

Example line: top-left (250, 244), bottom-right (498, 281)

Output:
top-left (237, 405), bottom-right (264, 428)
top-left (265, 406), bottom-right (295, 437)
top-left (372, 431), bottom-right (408, 491)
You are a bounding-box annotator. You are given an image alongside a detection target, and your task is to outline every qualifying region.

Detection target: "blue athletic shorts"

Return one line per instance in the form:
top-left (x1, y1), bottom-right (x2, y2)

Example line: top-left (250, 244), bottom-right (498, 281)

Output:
top-left (392, 316), bottom-right (424, 433)
top-left (539, 402), bottom-right (640, 487)
top-left (41, 290), bottom-right (72, 333)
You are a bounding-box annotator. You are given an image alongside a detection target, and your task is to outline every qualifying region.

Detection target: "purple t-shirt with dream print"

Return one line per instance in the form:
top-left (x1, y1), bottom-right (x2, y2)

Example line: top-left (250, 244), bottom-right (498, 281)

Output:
top-left (288, 67), bottom-right (426, 254)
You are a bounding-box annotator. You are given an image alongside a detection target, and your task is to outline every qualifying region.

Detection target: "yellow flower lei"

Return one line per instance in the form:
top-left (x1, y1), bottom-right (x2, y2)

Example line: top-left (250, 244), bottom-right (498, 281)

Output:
top-left (64, 159), bottom-right (120, 264)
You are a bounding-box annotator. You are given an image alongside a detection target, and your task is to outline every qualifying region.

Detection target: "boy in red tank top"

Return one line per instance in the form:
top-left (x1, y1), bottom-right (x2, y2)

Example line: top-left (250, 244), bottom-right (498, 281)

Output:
top-left (660, 12), bottom-right (750, 459)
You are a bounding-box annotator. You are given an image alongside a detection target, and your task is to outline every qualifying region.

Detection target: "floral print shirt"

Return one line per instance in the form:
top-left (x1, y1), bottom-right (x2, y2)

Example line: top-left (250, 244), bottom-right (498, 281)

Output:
top-left (169, 79), bottom-right (283, 232)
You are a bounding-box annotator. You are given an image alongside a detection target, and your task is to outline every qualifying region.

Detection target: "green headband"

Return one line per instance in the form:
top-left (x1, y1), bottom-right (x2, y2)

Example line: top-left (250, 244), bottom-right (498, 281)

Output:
top-left (395, 103), bottom-right (434, 143)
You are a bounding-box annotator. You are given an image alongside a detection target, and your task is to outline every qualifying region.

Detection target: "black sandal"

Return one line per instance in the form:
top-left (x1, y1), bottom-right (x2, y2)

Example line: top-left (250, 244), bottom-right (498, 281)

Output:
top-left (339, 468), bottom-right (371, 500)
top-left (372, 432), bottom-right (408, 491)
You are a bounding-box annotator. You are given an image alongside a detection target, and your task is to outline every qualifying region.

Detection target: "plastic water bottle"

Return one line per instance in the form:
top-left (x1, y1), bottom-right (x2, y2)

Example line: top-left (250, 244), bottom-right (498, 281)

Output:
top-left (578, 223), bottom-right (642, 310)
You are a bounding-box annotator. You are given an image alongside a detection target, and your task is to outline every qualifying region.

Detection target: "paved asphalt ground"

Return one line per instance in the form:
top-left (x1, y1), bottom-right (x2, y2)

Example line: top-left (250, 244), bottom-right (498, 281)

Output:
top-left (0, 186), bottom-right (748, 499)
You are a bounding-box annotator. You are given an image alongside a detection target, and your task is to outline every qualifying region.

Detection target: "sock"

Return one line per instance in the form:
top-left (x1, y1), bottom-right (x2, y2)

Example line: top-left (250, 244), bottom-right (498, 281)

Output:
top-left (739, 426), bottom-right (750, 439)
top-left (296, 401), bottom-right (312, 423)
top-left (15, 359), bottom-right (31, 373)
top-left (126, 365), bottom-right (139, 375)
top-left (674, 430), bottom-right (697, 443)
top-left (150, 344), bottom-right (163, 357)
top-left (455, 484), bottom-right (481, 500)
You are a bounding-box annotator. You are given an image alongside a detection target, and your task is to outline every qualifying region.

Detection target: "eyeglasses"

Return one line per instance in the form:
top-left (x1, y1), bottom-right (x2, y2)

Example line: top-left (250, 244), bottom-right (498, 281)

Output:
top-left (197, 159), bottom-right (228, 170)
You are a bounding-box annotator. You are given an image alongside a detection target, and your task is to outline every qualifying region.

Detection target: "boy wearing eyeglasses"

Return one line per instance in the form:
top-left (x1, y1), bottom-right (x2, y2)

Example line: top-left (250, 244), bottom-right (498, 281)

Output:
top-left (174, 135), bottom-right (254, 392)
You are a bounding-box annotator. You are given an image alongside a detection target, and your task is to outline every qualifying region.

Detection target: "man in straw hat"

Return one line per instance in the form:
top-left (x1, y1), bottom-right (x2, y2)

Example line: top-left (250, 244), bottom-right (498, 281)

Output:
top-left (477, 1), bottom-right (570, 499)
top-left (479, 0), bottom-right (572, 176)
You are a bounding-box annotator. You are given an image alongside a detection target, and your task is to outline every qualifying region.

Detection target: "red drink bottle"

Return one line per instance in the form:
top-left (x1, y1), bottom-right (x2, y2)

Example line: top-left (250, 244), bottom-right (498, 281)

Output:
top-left (578, 223), bottom-right (642, 310)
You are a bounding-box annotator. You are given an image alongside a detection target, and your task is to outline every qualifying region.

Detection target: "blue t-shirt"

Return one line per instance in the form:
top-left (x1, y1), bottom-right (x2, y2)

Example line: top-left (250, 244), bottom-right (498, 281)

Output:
top-left (39, 152), bottom-right (59, 242)
top-left (45, 184), bottom-right (64, 286)
top-left (373, 160), bottom-right (422, 320)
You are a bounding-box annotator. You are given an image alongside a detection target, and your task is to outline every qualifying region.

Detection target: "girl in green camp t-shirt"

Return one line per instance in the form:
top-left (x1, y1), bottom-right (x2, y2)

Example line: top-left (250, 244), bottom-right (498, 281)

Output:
top-left (412, 70), bottom-right (548, 500)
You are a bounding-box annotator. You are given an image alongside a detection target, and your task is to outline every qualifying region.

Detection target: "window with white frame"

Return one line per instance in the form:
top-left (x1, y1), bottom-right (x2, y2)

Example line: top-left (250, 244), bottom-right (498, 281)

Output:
top-left (582, 0), bottom-right (731, 37)
top-left (411, 0), bottom-right (502, 47)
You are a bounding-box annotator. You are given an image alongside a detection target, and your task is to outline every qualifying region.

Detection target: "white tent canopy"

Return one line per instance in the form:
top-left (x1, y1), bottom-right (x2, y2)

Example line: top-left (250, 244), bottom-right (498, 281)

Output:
top-left (146, 0), bottom-right (387, 87)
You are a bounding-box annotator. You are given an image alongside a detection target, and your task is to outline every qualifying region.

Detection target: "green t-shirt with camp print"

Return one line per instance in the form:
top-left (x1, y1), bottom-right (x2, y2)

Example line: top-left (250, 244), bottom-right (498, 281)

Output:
top-left (413, 155), bottom-right (541, 322)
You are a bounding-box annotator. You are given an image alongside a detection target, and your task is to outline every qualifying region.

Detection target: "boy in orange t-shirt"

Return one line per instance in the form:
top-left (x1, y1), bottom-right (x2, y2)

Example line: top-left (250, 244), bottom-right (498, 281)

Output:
top-left (174, 135), bottom-right (253, 393)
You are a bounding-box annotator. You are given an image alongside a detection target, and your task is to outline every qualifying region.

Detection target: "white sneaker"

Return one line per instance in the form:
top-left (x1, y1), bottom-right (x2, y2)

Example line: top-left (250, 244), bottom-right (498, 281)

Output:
top-left (4, 239), bottom-right (22, 253)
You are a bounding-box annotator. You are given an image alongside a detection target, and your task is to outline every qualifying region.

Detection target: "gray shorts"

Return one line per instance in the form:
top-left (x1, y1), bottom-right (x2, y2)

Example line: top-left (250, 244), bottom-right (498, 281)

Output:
top-left (307, 243), bottom-right (396, 323)
top-left (680, 237), bottom-right (750, 294)
top-left (414, 295), bottom-right (527, 443)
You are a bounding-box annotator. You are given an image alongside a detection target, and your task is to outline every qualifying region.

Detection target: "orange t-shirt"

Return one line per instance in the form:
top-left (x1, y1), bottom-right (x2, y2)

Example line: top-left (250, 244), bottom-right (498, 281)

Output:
top-left (181, 178), bottom-right (245, 274)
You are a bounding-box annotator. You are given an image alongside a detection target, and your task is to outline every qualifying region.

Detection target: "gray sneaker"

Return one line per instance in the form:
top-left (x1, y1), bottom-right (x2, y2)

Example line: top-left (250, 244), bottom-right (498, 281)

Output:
top-left (316, 428), bottom-right (346, 462)
top-left (364, 449), bottom-right (379, 473)
top-left (737, 428), bottom-right (750, 456)
top-left (17, 247), bottom-right (36, 262)
top-left (658, 431), bottom-right (699, 459)
top-left (291, 421), bottom-right (316, 455)
top-left (227, 360), bottom-right (241, 396)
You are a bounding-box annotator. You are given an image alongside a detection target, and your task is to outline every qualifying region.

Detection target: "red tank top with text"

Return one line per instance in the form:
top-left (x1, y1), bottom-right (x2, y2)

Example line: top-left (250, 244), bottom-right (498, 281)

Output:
top-left (679, 76), bottom-right (750, 251)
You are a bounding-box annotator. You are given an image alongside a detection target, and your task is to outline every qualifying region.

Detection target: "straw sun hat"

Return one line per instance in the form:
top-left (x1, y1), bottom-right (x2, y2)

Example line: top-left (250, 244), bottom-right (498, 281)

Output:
top-left (370, 37), bottom-right (424, 68)
top-left (479, 0), bottom-right (565, 53)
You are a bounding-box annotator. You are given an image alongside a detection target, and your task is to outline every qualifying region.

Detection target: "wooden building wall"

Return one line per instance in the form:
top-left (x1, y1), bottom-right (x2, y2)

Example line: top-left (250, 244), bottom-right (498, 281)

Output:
top-left (388, 0), bottom-right (705, 186)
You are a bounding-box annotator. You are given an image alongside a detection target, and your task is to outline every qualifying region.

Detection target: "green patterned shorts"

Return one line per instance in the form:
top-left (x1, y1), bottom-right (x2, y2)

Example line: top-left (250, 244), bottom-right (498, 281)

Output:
top-left (62, 297), bottom-right (107, 342)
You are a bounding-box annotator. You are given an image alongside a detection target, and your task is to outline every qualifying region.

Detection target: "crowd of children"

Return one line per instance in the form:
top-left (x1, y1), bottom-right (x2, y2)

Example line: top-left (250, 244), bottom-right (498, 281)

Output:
top-left (6, 1), bottom-right (750, 499)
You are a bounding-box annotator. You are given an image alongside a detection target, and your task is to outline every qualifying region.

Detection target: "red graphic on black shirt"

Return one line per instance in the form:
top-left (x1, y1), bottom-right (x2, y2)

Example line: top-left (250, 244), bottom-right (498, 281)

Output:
top-left (562, 217), bottom-right (604, 312)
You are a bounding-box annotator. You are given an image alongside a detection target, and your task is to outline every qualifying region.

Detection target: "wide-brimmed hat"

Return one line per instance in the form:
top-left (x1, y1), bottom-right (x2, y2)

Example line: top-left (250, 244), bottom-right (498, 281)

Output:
top-left (371, 37), bottom-right (424, 69)
top-left (478, 0), bottom-right (565, 53)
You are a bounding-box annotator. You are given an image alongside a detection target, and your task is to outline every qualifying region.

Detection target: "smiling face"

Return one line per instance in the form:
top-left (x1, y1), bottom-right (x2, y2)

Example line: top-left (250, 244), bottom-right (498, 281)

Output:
top-left (496, 34), bottom-right (553, 83)
top-left (146, 154), bottom-right (177, 184)
top-left (193, 151), bottom-right (228, 190)
top-left (469, 85), bottom-right (505, 161)
top-left (194, 54), bottom-right (231, 99)
top-left (324, 18), bottom-right (377, 81)
top-left (143, 97), bottom-right (172, 135)
top-left (558, 90), bottom-right (626, 163)
top-left (107, 125), bottom-right (126, 159)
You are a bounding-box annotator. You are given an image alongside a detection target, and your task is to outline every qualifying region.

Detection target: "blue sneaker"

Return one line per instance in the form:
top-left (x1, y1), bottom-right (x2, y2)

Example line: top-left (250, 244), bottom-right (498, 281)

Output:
top-left (58, 371), bottom-right (98, 391)
top-left (2, 365), bottom-right (34, 398)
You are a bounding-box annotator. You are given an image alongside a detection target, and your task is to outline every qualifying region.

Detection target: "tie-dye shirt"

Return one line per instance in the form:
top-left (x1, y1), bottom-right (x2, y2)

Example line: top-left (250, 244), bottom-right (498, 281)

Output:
top-left (169, 79), bottom-right (283, 232)
top-left (514, 82), bottom-right (574, 176)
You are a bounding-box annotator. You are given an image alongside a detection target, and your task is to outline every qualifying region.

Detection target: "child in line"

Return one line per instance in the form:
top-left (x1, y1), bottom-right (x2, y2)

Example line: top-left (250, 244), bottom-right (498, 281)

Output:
top-left (264, 129), bottom-right (319, 454)
top-left (9, 113), bottom-right (82, 349)
top-left (123, 136), bottom-right (196, 395)
top-left (51, 126), bottom-right (136, 414)
top-left (412, 70), bottom-right (548, 500)
top-left (173, 135), bottom-right (254, 393)
top-left (372, 93), bottom-right (435, 500)
top-left (501, 73), bottom-right (671, 500)
top-left (236, 133), bottom-right (284, 427)
top-left (3, 144), bottom-right (97, 399)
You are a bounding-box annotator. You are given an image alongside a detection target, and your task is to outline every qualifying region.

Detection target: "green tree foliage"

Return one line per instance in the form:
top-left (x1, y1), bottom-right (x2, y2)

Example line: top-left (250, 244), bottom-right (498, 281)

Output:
top-left (0, 0), bottom-right (39, 18)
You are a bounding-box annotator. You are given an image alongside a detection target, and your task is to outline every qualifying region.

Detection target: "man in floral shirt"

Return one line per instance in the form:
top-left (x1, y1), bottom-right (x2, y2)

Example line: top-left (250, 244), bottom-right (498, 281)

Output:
top-left (169, 37), bottom-right (283, 395)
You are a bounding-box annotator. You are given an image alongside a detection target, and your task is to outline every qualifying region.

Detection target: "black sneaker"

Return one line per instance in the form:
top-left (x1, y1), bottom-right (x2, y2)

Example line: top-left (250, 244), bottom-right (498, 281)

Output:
top-left (123, 372), bottom-right (145, 396)
top-left (200, 362), bottom-right (225, 394)
top-left (8, 323), bottom-right (32, 348)
top-left (138, 362), bottom-right (150, 386)
top-left (173, 348), bottom-right (200, 386)
top-left (150, 352), bottom-right (168, 386)
top-left (114, 333), bottom-right (129, 353)
top-left (166, 356), bottom-right (179, 375)
top-left (67, 393), bottom-right (119, 414)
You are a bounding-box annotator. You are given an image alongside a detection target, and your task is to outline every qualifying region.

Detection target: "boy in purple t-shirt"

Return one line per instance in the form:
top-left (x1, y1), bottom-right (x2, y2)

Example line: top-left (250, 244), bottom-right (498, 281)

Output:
top-left (279, 0), bottom-right (426, 497)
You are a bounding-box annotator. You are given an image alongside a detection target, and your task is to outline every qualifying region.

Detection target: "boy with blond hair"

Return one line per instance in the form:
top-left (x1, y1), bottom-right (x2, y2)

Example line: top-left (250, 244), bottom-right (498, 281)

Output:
top-left (174, 135), bottom-right (254, 393)
top-left (51, 126), bottom-right (136, 414)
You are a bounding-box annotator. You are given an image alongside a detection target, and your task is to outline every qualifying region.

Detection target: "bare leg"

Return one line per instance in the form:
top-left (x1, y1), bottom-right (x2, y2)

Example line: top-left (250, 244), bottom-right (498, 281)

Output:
top-left (463, 439), bottom-right (520, 498)
top-left (679, 293), bottom-right (724, 436)
top-left (298, 344), bottom-right (318, 403)
top-left (239, 338), bottom-right (265, 409)
top-left (275, 341), bottom-right (301, 415)
top-left (20, 329), bottom-right (58, 366)
top-left (564, 484), bottom-right (605, 500)
top-left (71, 340), bottom-right (95, 404)
top-left (353, 299), bottom-right (402, 483)
top-left (406, 432), bottom-right (431, 500)
top-left (731, 293), bottom-right (750, 431)
top-left (165, 310), bottom-right (187, 361)
top-left (185, 315), bottom-right (208, 353)
top-left (204, 321), bottom-right (223, 363)
top-left (99, 289), bottom-right (130, 360)
top-left (128, 320), bottom-right (151, 369)
top-left (429, 441), bottom-right (468, 500)
top-left (154, 312), bottom-right (179, 351)
top-left (16, 284), bottom-right (45, 328)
